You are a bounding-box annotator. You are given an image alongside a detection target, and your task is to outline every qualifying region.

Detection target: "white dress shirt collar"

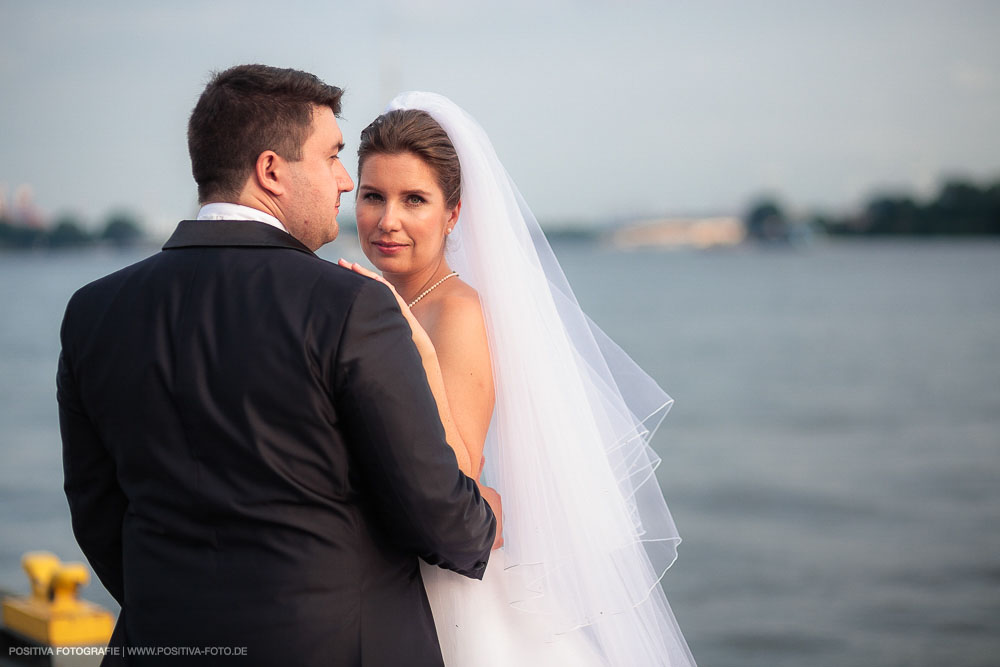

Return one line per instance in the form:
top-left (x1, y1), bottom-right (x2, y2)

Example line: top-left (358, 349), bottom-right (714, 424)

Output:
top-left (196, 203), bottom-right (287, 233)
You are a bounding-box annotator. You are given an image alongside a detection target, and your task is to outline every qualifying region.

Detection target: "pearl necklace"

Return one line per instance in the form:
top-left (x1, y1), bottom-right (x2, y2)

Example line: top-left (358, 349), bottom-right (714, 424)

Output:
top-left (408, 272), bottom-right (459, 308)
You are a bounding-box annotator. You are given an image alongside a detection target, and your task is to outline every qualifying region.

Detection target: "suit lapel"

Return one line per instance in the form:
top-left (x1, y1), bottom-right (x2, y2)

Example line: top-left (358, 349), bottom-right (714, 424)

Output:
top-left (163, 220), bottom-right (314, 255)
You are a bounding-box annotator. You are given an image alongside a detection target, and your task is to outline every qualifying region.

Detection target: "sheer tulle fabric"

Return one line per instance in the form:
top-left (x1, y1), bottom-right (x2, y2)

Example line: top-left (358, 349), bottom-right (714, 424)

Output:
top-left (387, 92), bottom-right (695, 666)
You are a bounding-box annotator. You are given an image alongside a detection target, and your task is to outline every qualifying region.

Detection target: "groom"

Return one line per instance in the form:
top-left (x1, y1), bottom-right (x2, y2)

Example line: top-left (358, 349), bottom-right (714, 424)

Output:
top-left (58, 65), bottom-right (498, 666)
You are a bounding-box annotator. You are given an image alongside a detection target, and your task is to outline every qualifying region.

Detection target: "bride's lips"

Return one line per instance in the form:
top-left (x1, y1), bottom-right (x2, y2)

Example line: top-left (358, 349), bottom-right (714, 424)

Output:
top-left (372, 240), bottom-right (409, 255)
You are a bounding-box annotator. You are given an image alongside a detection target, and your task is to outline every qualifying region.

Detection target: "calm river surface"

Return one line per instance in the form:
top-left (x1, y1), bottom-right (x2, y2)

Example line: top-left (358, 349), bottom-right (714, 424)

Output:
top-left (1, 237), bottom-right (998, 666)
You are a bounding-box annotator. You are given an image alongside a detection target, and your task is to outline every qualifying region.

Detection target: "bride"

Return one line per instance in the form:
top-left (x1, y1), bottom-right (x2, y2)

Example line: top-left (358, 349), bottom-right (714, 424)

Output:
top-left (339, 92), bottom-right (695, 666)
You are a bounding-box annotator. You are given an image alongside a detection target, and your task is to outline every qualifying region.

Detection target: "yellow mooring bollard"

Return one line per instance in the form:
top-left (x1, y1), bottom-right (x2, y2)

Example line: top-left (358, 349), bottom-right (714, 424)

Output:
top-left (2, 551), bottom-right (114, 646)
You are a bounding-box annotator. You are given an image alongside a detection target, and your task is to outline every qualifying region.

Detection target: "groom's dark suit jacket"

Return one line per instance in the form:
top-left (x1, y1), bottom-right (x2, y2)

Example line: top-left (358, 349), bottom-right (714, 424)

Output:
top-left (57, 220), bottom-right (495, 666)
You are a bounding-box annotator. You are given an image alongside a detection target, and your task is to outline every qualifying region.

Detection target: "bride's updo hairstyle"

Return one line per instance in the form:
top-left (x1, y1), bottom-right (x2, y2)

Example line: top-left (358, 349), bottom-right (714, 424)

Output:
top-left (358, 110), bottom-right (462, 209)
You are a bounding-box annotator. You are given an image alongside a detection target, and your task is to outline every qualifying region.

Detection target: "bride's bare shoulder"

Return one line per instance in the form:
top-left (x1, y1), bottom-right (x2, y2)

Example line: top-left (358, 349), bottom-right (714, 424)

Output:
top-left (426, 279), bottom-right (487, 343)
top-left (440, 279), bottom-right (483, 317)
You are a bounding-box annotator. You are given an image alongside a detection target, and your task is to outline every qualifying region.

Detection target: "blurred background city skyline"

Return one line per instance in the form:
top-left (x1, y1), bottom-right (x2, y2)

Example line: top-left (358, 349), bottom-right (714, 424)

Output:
top-left (2, 0), bottom-right (999, 239)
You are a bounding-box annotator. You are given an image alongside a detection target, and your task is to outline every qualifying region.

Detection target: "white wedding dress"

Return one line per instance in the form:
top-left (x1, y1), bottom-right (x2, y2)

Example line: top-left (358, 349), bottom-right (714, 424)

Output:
top-left (388, 93), bottom-right (696, 666)
top-left (420, 551), bottom-right (607, 666)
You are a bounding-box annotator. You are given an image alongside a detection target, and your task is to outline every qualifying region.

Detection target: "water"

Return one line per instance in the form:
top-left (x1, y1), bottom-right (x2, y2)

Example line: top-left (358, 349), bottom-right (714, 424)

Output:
top-left (2, 237), bottom-right (999, 666)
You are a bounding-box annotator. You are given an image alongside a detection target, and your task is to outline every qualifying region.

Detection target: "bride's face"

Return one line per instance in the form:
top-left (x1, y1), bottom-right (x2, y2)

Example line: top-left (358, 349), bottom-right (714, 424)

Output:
top-left (356, 152), bottom-right (459, 276)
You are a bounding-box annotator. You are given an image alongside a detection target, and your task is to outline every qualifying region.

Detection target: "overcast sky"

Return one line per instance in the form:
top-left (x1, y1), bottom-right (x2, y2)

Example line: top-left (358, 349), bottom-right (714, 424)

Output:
top-left (2, 0), bottom-right (999, 236)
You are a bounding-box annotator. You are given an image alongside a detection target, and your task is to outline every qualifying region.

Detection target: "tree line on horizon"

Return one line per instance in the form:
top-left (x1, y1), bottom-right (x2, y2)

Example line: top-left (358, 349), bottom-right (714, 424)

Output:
top-left (746, 177), bottom-right (1000, 240)
top-left (0, 212), bottom-right (145, 250)
top-left (4, 177), bottom-right (999, 250)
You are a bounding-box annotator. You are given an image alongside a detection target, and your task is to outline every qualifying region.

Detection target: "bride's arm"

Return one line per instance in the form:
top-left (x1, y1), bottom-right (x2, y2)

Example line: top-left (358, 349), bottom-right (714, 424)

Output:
top-left (424, 292), bottom-right (495, 482)
top-left (409, 332), bottom-right (475, 475)
top-left (420, 297), bottom-right (500, 545)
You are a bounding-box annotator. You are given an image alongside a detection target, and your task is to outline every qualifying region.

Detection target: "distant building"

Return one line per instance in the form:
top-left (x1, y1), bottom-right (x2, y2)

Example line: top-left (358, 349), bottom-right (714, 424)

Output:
top-left (612, 216), bottom-right (746, 249)
top-left (11, 185), bottom-right (44, 228)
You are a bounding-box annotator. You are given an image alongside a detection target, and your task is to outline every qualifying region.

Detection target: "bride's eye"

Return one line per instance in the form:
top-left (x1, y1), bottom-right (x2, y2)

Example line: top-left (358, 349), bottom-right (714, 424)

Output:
top-left (406, 194), bottom-right (425, 205)
top-left (361, 192), bottom-right (384, 202)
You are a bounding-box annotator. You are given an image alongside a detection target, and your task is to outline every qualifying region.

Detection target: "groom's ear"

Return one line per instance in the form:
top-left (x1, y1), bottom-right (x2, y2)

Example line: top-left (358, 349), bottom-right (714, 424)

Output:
top-left (255, 150), bottom-right (286, 197)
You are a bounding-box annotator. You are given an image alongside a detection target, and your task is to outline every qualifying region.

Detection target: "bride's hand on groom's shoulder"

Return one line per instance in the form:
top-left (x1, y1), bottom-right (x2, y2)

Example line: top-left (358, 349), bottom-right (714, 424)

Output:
top-left (338, 258), bottom-right (397, 300)
top-left (338, 258), bottom-right (433, 351)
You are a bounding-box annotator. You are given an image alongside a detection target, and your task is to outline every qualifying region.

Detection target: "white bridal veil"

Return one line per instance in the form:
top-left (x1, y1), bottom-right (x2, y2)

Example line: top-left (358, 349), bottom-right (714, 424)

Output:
top-left (387, 92), bottom-right (695, 666)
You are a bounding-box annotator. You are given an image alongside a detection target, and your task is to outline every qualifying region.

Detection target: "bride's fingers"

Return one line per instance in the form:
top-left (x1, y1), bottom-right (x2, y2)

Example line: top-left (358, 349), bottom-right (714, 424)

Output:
top-left (339, 258), bottom-right (370, 275)
top-left (338, 259), bottom-right (385, 284)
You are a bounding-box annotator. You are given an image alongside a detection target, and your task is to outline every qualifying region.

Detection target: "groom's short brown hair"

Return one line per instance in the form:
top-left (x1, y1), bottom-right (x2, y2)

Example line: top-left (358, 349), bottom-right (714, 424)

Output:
top-left (188, 64), bottom-right (344, 203)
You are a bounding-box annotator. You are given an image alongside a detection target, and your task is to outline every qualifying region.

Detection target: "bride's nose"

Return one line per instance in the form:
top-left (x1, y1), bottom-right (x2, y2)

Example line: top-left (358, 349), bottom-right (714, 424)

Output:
top-left (377, 205), bottom-right (402, 232)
